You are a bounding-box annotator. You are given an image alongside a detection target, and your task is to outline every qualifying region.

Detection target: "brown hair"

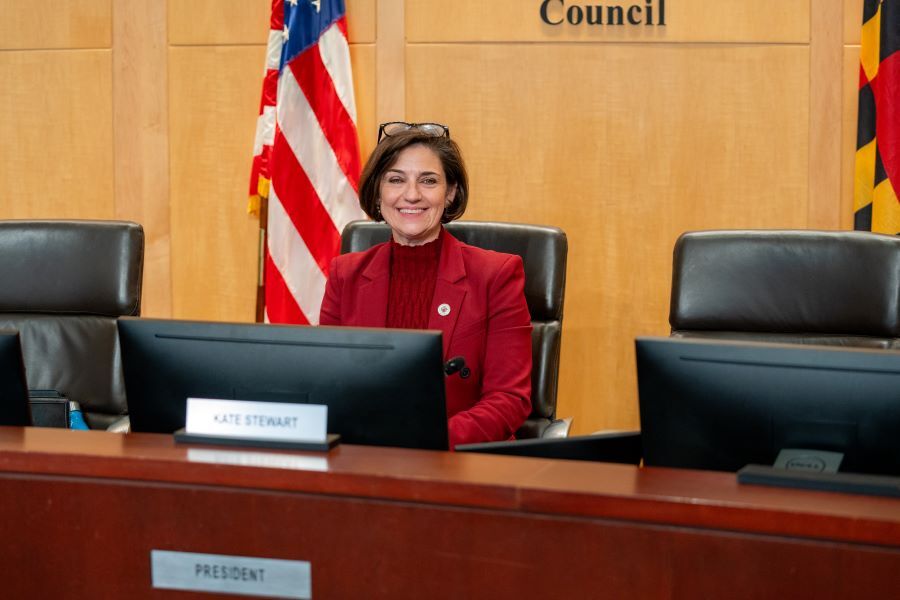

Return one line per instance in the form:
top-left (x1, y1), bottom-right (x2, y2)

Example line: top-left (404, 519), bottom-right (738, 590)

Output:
top-left (358, 129), bottom-right (468, 223)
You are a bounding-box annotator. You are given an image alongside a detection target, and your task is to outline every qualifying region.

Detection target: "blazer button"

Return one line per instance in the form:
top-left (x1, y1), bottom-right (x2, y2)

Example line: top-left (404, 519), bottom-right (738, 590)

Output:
top-left (437, 303), bottom-right (451, 317)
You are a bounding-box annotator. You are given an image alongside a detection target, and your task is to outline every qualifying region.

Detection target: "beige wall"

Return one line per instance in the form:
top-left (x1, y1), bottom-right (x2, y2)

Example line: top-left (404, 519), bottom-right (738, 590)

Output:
top-left (0, 0), bottom-right (868, 434)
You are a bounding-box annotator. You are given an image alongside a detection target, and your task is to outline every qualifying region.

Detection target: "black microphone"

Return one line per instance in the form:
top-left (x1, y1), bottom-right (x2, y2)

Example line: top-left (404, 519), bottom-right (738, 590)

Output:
top-left (443, 356), bottom-right (471, 379)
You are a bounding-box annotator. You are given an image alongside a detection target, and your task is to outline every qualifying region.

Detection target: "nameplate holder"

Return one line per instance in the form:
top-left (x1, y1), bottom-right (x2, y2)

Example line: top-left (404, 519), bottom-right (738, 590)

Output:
top-left (175, 398), bottom-right (339, 451)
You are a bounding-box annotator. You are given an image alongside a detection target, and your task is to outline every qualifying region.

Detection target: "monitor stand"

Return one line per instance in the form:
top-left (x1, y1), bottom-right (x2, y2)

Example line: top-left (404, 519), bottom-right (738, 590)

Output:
top-left (737, 464), bottom-right (900, 499)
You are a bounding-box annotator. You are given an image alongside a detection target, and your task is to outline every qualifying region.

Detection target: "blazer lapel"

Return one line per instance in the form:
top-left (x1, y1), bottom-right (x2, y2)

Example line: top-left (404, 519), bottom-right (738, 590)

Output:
top-left (356, 243), bottom-right (390, 327)
top-left (429, 232), bottom-right (467, 358)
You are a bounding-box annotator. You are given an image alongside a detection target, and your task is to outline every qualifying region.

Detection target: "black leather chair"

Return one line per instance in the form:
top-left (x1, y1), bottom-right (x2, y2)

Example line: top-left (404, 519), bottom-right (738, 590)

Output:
top-left (669, 230), bottom-right (900, 347)
top-left (0, 220), bottom-right (144, 429)
top-left (341, 220), bottom-right (571, 438)
top-left (597, 229), bottom-right (900, 452)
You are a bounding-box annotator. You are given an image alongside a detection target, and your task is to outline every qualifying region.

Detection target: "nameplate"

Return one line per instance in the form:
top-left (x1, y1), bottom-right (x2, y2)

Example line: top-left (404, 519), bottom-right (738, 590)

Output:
top-left (185, 398), bottom-right (327, 443)
top-left (151, 550), bottom-right (311, 599)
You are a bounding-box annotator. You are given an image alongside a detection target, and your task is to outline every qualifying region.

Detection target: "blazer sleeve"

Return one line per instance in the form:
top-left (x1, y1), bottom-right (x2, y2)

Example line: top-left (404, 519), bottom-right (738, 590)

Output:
top-left (448, 254), bottom-right (532, 448)
top-left (319, 257), bottom-right (344, 326)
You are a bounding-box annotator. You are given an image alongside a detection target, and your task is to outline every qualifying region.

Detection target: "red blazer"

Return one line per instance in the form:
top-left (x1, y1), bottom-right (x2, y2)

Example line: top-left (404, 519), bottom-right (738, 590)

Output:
top-left (320, 229), bottom-right (532, 448)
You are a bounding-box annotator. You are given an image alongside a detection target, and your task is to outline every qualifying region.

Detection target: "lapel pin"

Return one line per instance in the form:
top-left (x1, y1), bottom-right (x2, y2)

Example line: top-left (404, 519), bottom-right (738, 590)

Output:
top-left (437, 303), bottom-right (451, 317)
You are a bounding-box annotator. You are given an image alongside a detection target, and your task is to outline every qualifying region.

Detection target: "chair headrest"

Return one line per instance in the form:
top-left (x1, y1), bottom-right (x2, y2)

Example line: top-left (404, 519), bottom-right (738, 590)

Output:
top-left (0, 220), bottom-right (144, 316)
top-left (341, 220), bottom-right (567, 321)
top-left (670, 230), bottom-right (900, 337)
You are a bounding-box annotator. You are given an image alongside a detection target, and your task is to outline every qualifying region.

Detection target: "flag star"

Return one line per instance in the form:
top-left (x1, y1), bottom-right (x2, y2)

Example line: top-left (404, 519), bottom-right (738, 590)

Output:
top-left (288, 0), bottom-right (298, 5)
top-left (310, 0), bottom-right (321, 12)
top-left (282, 25), bottom-right (289, 41)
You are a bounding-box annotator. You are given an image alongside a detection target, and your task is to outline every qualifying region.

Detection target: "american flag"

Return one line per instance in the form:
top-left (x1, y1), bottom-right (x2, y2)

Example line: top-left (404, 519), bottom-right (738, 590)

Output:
top-left (249, 0), bottom-right (365, 324)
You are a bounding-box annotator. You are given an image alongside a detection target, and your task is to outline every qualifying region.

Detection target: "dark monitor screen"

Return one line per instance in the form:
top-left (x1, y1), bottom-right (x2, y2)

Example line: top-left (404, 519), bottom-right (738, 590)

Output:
top-left (0, 331), bottom-right (32, 426)
top-left (118, 318), bottom-right (449, 450)
top-left (457, 432), bottom-right (643, 465)
top-left (636, 336), bottom-right (900, 476)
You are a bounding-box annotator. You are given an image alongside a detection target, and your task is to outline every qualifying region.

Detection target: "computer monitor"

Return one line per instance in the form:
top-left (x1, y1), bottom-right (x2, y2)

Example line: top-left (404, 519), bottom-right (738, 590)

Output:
top-left (636, 336), bottom-right (900, 476)
top-left (118, 318), bottom-right (449, 450)
top-left (0, 331), bottom-right (32, 426)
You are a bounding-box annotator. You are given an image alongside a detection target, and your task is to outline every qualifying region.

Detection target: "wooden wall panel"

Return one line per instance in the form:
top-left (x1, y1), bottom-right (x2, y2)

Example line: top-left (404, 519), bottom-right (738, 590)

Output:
top-left (351, 46), bottom-right (379, 164)
top-left (114, 0), bottom-right (172, 318)
top-left (0, 0), bottom-right (111, 50)
top-left (842, 49), bottom-right (860, 231)
top-left (168, 0), bottom-right (267, 45)
top-left (0, 50), bottom-right (114, 219)
top-left (347, 0), bottom-right (378, 43)
top-left (377, 0), bottom-right (406, 123)
top-left (844, 0), bottom-right (864, 43)
top-left (842, 0), bottom-right (862, 231)
top-left (168, 46), bottom-right (268, 321)
top-left (407, 0), bottom-right (809, 43)
top-left (808, 0), bottom-right (843, 229)
top-left (169, 0), bottom-right (375, 45)
top-left (407, 44), bottom-right (810, 432)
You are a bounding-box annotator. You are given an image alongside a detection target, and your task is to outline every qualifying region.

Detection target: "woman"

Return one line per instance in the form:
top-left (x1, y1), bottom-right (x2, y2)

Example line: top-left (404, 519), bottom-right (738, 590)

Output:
top-left (320, 122), bottom-right (532, 449)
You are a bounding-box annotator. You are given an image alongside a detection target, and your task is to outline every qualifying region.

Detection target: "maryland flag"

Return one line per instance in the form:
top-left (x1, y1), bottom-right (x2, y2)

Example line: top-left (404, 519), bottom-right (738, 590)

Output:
top-left (855, 0), bottom-right (900, 234)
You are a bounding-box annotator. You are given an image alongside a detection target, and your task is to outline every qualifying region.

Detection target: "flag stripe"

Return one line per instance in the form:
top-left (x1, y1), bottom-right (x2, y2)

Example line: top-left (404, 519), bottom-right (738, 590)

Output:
top-left (260, 69), bottom-right (279, 113)
top-left (249, 15), bottom-right (282, 203)
top-left (267, 186), bottom-right (329, 323)
top-left (289, 32), bottom-right (361, 192)
top-left (270, 0), bottom-right (284, 29)
top-left (318, 19), bottom-right (358, 124)
top-left (253, 105), bottom-right (276, 155)
top-left (264, 253), bottom-right (309, 325)
top-left (276, 65), bottom-right (363, 232)
top-left (266, 29), bottom-right (284, 72)
top-left (270, 128), bottom-right (342, 274)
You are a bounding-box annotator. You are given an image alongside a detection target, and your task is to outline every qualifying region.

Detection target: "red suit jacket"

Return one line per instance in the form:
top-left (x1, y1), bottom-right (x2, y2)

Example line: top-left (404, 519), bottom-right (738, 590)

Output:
top-left (320, 229), bottom-right (532, 448)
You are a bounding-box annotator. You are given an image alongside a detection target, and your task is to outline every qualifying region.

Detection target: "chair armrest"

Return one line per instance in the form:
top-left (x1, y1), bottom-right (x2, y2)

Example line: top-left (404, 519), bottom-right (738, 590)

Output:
top-left (107, 415), bottom-right (131, 433)
top-left (540, 416), bottom-right (574, 439)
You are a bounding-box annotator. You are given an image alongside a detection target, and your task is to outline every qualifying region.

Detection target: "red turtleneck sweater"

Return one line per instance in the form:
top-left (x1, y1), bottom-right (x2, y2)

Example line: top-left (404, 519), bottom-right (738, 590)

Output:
top-left (386, 230), bottom-right (443, 329)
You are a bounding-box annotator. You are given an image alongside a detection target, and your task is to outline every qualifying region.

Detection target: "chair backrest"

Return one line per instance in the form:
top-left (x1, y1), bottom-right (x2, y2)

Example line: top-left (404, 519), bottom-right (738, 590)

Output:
top-left (669, 230), bottom-right (900, 347)
top-left (0, 220), bottom-right (144, 428)
top-left (341, 220), bottom-right (568, 438)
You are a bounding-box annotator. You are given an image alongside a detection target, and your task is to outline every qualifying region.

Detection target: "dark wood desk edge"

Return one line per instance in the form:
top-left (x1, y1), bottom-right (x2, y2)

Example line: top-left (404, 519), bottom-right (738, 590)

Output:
top-left (0, 427), bottom-right (898, 548)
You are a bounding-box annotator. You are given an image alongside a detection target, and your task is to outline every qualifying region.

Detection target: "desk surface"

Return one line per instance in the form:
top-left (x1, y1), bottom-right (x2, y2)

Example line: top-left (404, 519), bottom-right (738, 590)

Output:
top-left (1, 426), bottom-right (898, 549)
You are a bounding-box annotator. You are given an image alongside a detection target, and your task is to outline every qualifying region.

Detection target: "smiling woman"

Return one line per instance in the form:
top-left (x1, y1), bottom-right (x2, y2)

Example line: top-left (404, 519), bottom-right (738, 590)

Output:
top-left (319, 123), bottom-right (533, 449)
top-left (377, 144), bottom-right (454, 246)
